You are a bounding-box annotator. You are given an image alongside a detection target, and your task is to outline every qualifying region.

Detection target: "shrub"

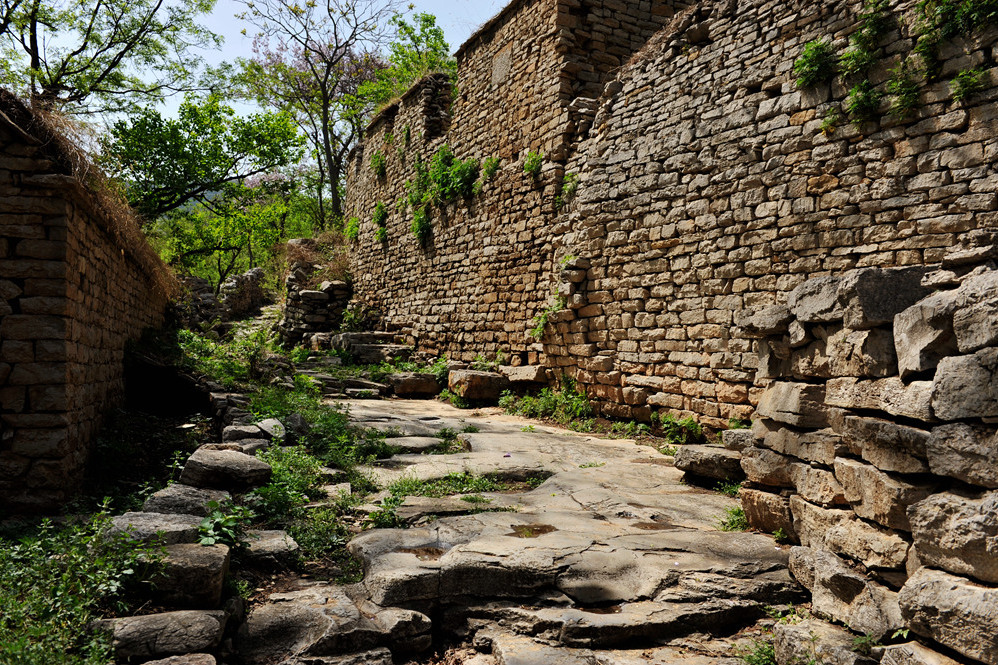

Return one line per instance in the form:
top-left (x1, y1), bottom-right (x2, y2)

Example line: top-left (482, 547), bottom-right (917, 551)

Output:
top-left (370, 150), bottom-right (387, 179)
top-left (344, 216), bottom-right (360, 241)
top-left (952, 66), bottom-right (989, 102)
top-left (658, 413), bottom-right (705, 446)
top-left (717, 506), bottom-right (749, 531)
top-left (249, 447), bottom-right (326, 522)
top-left (500, 380), bottom-right (593, 425)
top-left (845, 80), bottom-right (883, 126)
top-left (887, 59), bottom-right (921, 118)
top-left (372, 201), bottom-right (388, 228)
top-left (411, 206), bottom-right (431, 242)
top-left (481, 156), bottom-right (500, 181)
top-left (523, 150), bottom-right (543, 178)
top-left (198, 500), bottom-right (255, 550)
top-left (375, 227), bottom-right (387, 243)
top-left (794, 39), bottom-right (837, 87)
top-left (737, 638), bottom-right (777, 665)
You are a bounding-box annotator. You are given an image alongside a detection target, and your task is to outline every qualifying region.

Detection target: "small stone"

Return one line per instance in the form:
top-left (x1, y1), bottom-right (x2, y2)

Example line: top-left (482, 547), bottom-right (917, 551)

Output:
top-left (881, 642), bottom-right (965, 665)
top-left (222, 424), bottom-right (264, 442)
top-left (721, 428), bottom-right (755, 451)
top-left (143, 655), bottom-right (216, 665)
top-left (256, 418), bottom-right (287, 442)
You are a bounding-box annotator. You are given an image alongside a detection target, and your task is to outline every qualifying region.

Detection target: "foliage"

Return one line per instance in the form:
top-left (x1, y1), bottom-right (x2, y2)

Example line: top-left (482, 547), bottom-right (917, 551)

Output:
top-left (772, 527), bottom-right (792, 544)
top-left (727, 418), bottom-right (751, 430)
top-left (375, 226), bottom-right (388, 243)
top-left (411, 206), bottom-right (431, 242)
top-left (845, 80), bottom-right (883, 127)
top-left (0, 0), bottom-right (220, 114)
top-left (819, 106), bottom-right (841, 135)
top-left (438, 388), bottom-right (469, 408)
top-left (357, 12), bottom-right (456, 111)
top-left (658, 413), bottom-right (705, 446)
top-left (737, 639), bottom-right (777, 665)
top-left (887, 59), bottom-right (921, 118)
top-left (0, 509), bottom-right (159, 665)
top-left (175, 329), bottom-right (267, 389)
top-left (249, 446), bottom-right (326, 522)
top-left (370, 150), bottom-right (388, 178)
top-left (523, 150), bottom-right (544, 178)
top-left (555, 172), bottom-right (579, 209)
top-left (530, 295), bottom-right (567, 339)
top-left (794, 39), bottom-right (837, 87)
top-left (368, 471), bottom-right (517, 527)
top-left (716, 506), bottom-right (749, 531)
top-left (715, 481), bottom-right (743, 497)
top-left (344, 216), bottom-right (360, 241)
top-left (839, 43), bottom-right (878, 77)
top-left (398, 145), bottom-right (491, 242)
top-left (952, 66), bottom-right (989, 102)
top-left (198, 500), bottom-right (255, 550)
top-left (851, 633), bottom-right (882, 655)
top-left (499, 380), bottom-right (593, 426)
top-left (481, 156), bottom-right (501, 181)
top-left (372, 201), bottom-right (389, 229)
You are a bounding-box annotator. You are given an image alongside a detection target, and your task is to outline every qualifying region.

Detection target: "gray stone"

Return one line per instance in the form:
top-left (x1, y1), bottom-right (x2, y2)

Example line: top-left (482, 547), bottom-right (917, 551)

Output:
top-left (740, 488), bottom-right (793, 535)
top-left (838, 266), bottom-right (933, 330)
top-left (789, 546), bottom-right (903, 639)
top-left (753, 420), bottom-right (844, 466)
top-left (96, 610), bottom-right (227, 659)
top-left (390, 436), bottom-right (446, 453)
top-left (222, 424), bottom-right (264, 442)
top-left (825, 328), bottom-right (898, 377)
top-left (447, 370), bottom-right (511, 400)
top-left (881, 643), bottom-right (965, 665)
top-left (931, 348), bottom-right (998, 420)
top-left (894, 290), bottom-right (960, 380)
top-left (285, 413), bottom-right (312, 442)
top-left (499, 365), bottom-right (549, 384)
top-left (179, 447), bottom-right (272, 490)
top-left (721, 428), bottom-right (755, 451)
top-left (740, 447), bottom-right (793, 487)
top-left (825, 377), bottom-right (935, 422)
top-left (143, 484), bottom-right (231, 517)
top-left (954, 295), bottom-right (998, 353)
top-left (256, 418), bottom-right (287, 442)
top-left (833, 458), bottom-right (934, 530)
top-left (674, 445), bottom-right (744, 481)
top-left (789, 496), bottom-right (910, 569)
top-left (388, 372), bottom-right (440, 397)
top-left (755, 382), bottom-right (828, 428)
top-left (746, 304), bottom-right (792, 335)
top-left (790, 464), bottom-right (846, 507)
top-left (835, 415), bottom-right (931, 474)
top-left (789, 276), bottom-right (845, 323)
top-left (244, 530), bottom-right (300, 567)
top-left (110, 512), bottom-right (200, 545)
top-left (774, 619), bottom-right (877, 665)
top-left (927, 423), bottom-right (998, 488)
top-left (155, 544), bottom-right (230, 608)
top-left (277, 649), bottom-right (394, 664)
top-left (908, 490), bottom-right (998, 584)
top-left (899, 567), bottom-right (998, 665)
top-left (144, 656), bottom-right (217, 665)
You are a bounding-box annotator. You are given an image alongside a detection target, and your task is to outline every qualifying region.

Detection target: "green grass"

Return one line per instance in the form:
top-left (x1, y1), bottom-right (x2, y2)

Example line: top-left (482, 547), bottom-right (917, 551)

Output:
top-left (715, 481), bottom-right (743, 498)
top-left (737, 638), bottom-right (777, 665)
top-left (499, 380), bottom-right (593, 425)
top-left (717, 506), bottom-right (749, 532)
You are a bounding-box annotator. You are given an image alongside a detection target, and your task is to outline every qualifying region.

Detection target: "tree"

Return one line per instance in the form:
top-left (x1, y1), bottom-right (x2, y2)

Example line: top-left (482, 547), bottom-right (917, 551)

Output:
top-left (237, 0), bottom-right (401, 224)
top-left (357, 12), bottom-right (455, 110)
top-left (0, 0), bottom-right (220, 114)
top-left (101, 94), bottom-right (305, 218)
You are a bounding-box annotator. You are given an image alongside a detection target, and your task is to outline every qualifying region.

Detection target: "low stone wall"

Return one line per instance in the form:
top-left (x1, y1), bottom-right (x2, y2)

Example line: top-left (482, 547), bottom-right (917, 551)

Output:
top-left (0, 91), bottom-right (173, 512)
top-left (741, 233), bottom-right (998, 664)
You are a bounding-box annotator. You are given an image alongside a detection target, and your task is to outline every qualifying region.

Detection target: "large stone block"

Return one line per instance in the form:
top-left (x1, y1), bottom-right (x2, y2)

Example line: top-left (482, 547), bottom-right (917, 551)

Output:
top-left (788, 276), bottom-right (844, 323)
top-left (179, 448), bottom-right (272, 491)
top-left (825, 328), bottom-right (898, 378)
top-left (894, 291), bottom-right (959, 380)
top-left (674, 445), bottom-right (744, 481)
top-left (96, 610), bottom-right (228, 660)
top-left (899, 567), bottom-right (998, 665)
top-left (774, 619), bottom-right (877, 665)
top-left (156, 544), bottom-right (231, 608)
top-left (881, 642), bottom-right (964, 665)
top-left (837, 266), bottom-right (933, 330)
top-left (931, 348), bottom-right (998, 420)
top-left (791, 464), bottom-right (847, 508)
top-left (755, 382), bottom-right (828, 428)
top-left (825, 377), bottom-right (935, 422)
top-left (388, 372), bottom-right (440, 397)
top-left (753, 420), bottom-right (845, 466)
top-left (908, 490), bottom-right (998, 584)
top-left (447, 370), bottom-right (511, 401)
top-left (740, 488), bottom-right (793, 534)
top-left (835, 415), bottom-right (930, 474)
top-left (741, 446), bottom-right (793, 487)
top-left (927, 423), bottom-right (998, 488)
top-left (833, 458), bottom-right (934, 531)
top-left (789, 546), bottom-right (903, 639)
top-left (789, 496), bottom-right (910, 569)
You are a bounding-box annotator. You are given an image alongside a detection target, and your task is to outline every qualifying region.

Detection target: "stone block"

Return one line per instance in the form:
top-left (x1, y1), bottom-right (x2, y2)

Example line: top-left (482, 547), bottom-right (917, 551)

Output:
top-left (926, 423), bottom-right (998, 488)
top-left (837, 266), bottom-right (933, 330)
top-left (908, 490), bottom-right (998, 584)
top-left (835, 415), bottom-right (930, 474)
top-left (156, 544), bottom-right (231, 608)
top-left (744, 304), bottom-right (792, 335)
top-left (673, 445), bottom-right (744, 481)
top-left (825, 328), bottom-right (898, 378)
top-left (721, 428), bottom-right (755, 451)
top-left (833, 458), bottom-right (934, 530)
top-left (741, 446), bottom-right (793, 487)
top-left (255, 418), bottom-right (287, 442)
top-left (389, 372), bottom-right (441, 397)
top-left (95, 610), bottom-right (228, 660)
top-left (740, 488), bottom-right (793, 534)
top-left (447, 370), bottom-right (511, 400)
top-left (774, 619), bottom-right (877, 665)
top-left (222, 424), bottom-right (264, 442)
top-left (931, 348), bottom-right (998, 420)
top-left (753, 420), bottom-right (845, 466)
top-left (755, 382), bottom-right (828, 428)
top-left (881, 643), bottom-right (964, 665)
top-left (790, 496), bottom-right (910, 569)
top-left (179, 447), bottom-right (272, 491)
top-left (824, 377), bottom-right (935, 422)
top-left (899, 567), bottom-right (998, 665)
top-left (791, 464), bottom-right (847, 507)
top-left (894, 290), bottom-right (959, 379)
top-left (789, 546), bottom-right (903, 639)
top-left (142, 484), bottom-right (231, 516)
top-left (110, 512), bottom-right (201, 545)
top-left (788, 275), bottom-right (844, 323)
top-left (499, 365), bottom-right (549, 384)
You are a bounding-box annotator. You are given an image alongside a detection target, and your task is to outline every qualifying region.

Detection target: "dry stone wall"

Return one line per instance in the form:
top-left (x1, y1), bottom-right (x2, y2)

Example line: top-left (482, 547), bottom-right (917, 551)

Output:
top-left (0, 92), bottom-right (172, 512)
top-left (741, 234), bottom-right (998, 665)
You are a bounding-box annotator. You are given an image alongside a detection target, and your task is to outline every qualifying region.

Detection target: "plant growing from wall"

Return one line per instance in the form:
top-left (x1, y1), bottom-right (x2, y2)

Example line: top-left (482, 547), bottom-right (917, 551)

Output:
top-left (411, 206), bottom-right (431, 242)
top-left (887, 58), bottom-right (922, 118)
top-left (370, 150), bottom-right (387, 179)
top-left (529, 295), bottom-right (567, 339)
top-left (555, 172), bottom-right (579, 209)
top-left (845, 80), bottom-right (883, 127)
top-left (344, 216), bottom-right (360, 242)
top-left (473, 156), bottom-right (501, 195)
top-left (372, 201), bottom-right (388, 243)
top-left (914, 0), bottom-right (998, 78)
top-left (793, 39), bottom-right (837, 87)
top-left (952, 66), bottom-right (989, 102)
top-left (523, 150), bottom-right (544, 179)
top-left (839, 0), bottom-right (892, 77)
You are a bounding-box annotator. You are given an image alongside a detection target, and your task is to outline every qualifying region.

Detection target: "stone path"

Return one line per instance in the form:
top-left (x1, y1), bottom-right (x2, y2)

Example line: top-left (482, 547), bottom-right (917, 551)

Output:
top-left (236, 399), bottom-right (801, 665)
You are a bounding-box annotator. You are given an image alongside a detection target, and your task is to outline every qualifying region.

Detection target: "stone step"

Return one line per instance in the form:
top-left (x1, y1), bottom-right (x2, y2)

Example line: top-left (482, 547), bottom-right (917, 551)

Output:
top-left (179, 446), bottom-right (272, 491)
top-left (94, 610), bottom-right (228, 661)
top-left (143, 484), bottom-right (231, 516)
top-left (111, 512), bottom-right (201, 545)
top-left (153, 544), bottom-right (231, 608)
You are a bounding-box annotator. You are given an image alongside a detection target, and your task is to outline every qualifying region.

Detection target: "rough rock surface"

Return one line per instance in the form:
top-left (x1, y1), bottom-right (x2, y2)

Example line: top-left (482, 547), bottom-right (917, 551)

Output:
top-left (179, 447), bottom-right (272, 490)
top-left (447, 370), bottom-right (511, 400)
top-left (674, 445), bottom-right (745, 481)
top-left (96, 610), bottom-right (227, 660)
top-left (907, 491), bottom-right (998, 584)
top-left (143, 484), bottom-right (231, 516)
top-left (110, 512), bottom-right (201, 545)
top-left (927, 423), bottom-right (998, 488)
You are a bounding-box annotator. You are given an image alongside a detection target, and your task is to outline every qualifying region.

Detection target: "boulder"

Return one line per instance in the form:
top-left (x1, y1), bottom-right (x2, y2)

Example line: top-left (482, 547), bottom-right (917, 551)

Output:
top-left (789, 496), bottom-right (910, 569)
top-left (388, 373), bottom-right (440, 397)
top-left (110, 512), bottom-right (200, 545)
top-left (833, 458), bottom-right (934, 530)
top-left (155, 544), bottom-right (231, 608)
top-left (95, 610), bottom-right (227, 660)
top-left (837, 266), bottom-right (932, 330)
top-left (721, 428), bottom-right (755, 451)
top-left (824, 377), bottom-right (935, 422)
top-left (740, 488), bottom-right (793, 535)
top-left (447, 370), bottom-right (511, 400)
top-left (222, 424), bottom-right (264, 442)
top-left (788, 276), bottom-right (845, 323)
top-left (774, 619), bottom-right (877, 665)
top-left (498, 365), bottom-right (550, 384)
top-left (908, 490), bottom-right (998, 584)
top-left (745, 304), bottom-right (792, 335)
top-left (825, 328), bottom-right (898, 377)
top-left (894, 291), bottom-right (960, 380)
top-left (142, 484), bottom-right (231, 517)
top-left (927, 423), bottom-right (998, 488)
top-left (674, 445), bottom-right (744, 481)
top-left (835, 415), bottom-right (930, 474)
top-left (931, 348), bottom-right (998, 420)
top-left (179, 447), bottom-right (272, 490)
top-left (753, 420), bottom-right (845, 466)
top-left (881, 642), bottom-right (965, 665)
top-left (256, 418), bottom-right (287, 442)
top-left (789, 546), bottom-right (904, 639)
top-left (755, 382), bottom-right (828, 428)
top-left (899, 567), bottom-right (998, 665)
top-left (740, 447), bottom-right (794, 487)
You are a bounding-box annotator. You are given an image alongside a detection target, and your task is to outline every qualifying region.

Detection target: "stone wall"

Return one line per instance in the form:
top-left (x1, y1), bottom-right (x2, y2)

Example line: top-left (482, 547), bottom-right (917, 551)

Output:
top-left (0, 92), bottom-right (173, 512)
top-left (345, 0), bottom-right (684, 363)
top-left (740, 235), bottom-right (998, 665)
top-left (347, 0), bottom-right (998, 427)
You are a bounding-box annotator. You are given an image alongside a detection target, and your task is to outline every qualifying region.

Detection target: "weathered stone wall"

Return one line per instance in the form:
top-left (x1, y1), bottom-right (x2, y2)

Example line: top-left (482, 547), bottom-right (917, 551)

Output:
top-left (345, 0), bottom-right (684, 362)
top-left (0, 93), bottom-right (173, 512)
top-left (348, 0), bottom-right (998, 428)
top-left (740, 235), bottom-right (998, 665)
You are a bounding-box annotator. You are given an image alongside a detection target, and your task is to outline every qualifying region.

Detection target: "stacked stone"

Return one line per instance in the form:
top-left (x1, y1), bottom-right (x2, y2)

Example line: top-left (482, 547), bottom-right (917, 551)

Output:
top-left (741, 243), bottom-right (998, 665)
top-left (0, 90), bottom-right (171, 512)
top-left (218, 267), bottom-right (268, 319)
top-left (277, 278), bottom-right (351, 347)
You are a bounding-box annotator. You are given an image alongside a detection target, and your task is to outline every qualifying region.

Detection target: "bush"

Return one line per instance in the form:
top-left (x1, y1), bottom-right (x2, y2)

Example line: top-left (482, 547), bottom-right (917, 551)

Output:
top-left (370, 150), bottom-right (387, 179)
top-left (717, 506), bottom-right (749, 531)
top-left (887, 59), bottom-right (921, 119)
top-left (794, 39), bottom-right (837, 87)
top-left (952, 66), bottom-right (989, 102)
top-left (344, 216), bottom-right (360, 241)
top-left (249, 447), bottom-right (326, 522)
top-left (372, 201), bottom-right (388, 228)
top-left (523, 150), bottom-right (543, 178)
top-left (411, 206), bottom-right (431, 242)
top-left (500, 380), bottom-right (593, 425)
top-left (845, 80), bottom-right (883, 126)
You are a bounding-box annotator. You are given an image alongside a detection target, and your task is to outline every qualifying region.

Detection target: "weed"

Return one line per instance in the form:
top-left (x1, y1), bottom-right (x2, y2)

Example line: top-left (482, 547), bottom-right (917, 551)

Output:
top-left (737, 638), bottom-right (777, 665)
top-left (432, 427), bottom-right (466, 454)
top-left (887, 59), bottom-right (921, 119)
top-left (460, 494), bottom-right (492, 503)
top-left (845, 80), bottom-right (883, 127)
top-left (773, 527), bottom-right (792, 544)
top-left (716, 506), bottom-right (749, 532)
top-left (248, 446), bottom-right (326, 523)
top-left (715, 481), bottom-right (743, 497)
top-left (344, 216), bottom-right (360, 241)
top-left (370, 150), bottom-right (387, 179)
top-left (555, 171), bottom-right (580, 209)
top-left (439, 388), bottom-right (469, 408)
top-left (727, 418), bottom-right (752, 430)
top-left (952, 66), bottom-right (989, 103)
top-left (819, 106), bottom-right (841, 135)
top-left (288, 506), bottom-right (354, 559)
top-left (658, 413), bottom-right (705, 446)
top-left (500, 380), bottom-right (593, 426)
top-left (794, 39), bottom-right (837, 87)
top-left (530, 295), bottom-right (567, 339)
top-left (521, 424), bottom-right (536, 432)
top-left (892, 628), bottom-right (910, 640)
top-left (375, 226), bottom-right (387, 243)
top-left (199, 500), bottom-right (255, 550)
top-left (659, 444), bottom-right (679, 456)
top-left (462, 424), bottom-right (480, 434)
top-left (372, 201), bottom-right (388, 228)
top-left (851, 633), bottom-right (882, 655)
top-left (579, 461), bottom-right (606, 468)
top-left (411, 206), bottom-right (431, 242)
top-left (523, 150), bottom-right (543, 178)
